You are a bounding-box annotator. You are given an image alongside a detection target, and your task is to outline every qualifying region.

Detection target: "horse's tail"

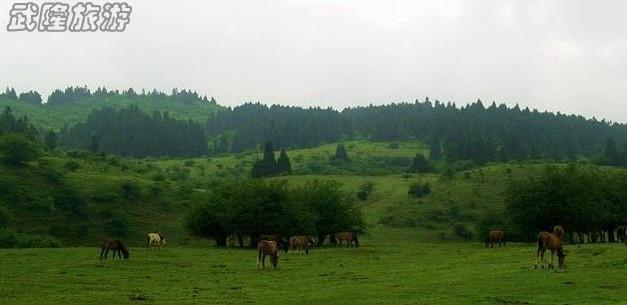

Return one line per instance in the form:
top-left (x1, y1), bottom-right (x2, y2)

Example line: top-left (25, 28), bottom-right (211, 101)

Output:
top-left (353, 233), bottom-right (359, 248)
top-left (146, 235), bottom-right (150, 250)
top-left (257, 243), bottom-right (262, 267)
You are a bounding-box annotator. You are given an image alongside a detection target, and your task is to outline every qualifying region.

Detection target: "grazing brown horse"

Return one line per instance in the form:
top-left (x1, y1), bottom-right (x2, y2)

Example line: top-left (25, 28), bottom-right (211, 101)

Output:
top-left (257, 240), bottom-right (279, 270)
top-left (337, 232), bottom-right (359, 248)
top-left (485, 230), bottom-right (505, 248)
top-left (258, 234), bottom-right (289, 253)
top-left (535, 225), bottom-right (565, 269)
top-left (100, 237), bottom-right (129, 260)
top-left (289, 235), bottom-right (315, 255)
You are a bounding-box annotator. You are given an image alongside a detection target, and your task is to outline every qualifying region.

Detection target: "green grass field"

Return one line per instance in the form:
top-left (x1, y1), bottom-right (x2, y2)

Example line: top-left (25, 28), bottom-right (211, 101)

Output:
top-left (2, 141), bottom-right (626, 304)
top-left (1, 225), bottom-right (626, 305)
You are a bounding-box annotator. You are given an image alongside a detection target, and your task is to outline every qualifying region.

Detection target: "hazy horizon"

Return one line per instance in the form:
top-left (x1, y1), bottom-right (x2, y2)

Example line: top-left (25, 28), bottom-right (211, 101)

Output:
top-left (1, 0), bottom-right (627, 122)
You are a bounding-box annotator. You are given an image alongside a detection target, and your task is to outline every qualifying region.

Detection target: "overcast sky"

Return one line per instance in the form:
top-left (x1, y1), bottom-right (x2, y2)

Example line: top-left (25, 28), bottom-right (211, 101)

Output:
top-left (1, 0), bottom-right (626, 122)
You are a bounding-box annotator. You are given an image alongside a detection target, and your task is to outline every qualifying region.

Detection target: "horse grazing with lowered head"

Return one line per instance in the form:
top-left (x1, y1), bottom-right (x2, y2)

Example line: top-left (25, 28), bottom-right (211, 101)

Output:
top-left (257, 240), bottom-right (279, 270)
top-left (535, 225), bottom-right (565, 269)
top-left (337, 232), bottom-right (359, 248)
top-left (289, 235), bottom-right (315, 255)
top-left (485, 230), bottom-right (505, 248)
top-left (100, 237), bottom-right (129, 260)
top-left (258, 234), bottom-right (289, 253)
top-left (146, 232), bottom-right (166, 250)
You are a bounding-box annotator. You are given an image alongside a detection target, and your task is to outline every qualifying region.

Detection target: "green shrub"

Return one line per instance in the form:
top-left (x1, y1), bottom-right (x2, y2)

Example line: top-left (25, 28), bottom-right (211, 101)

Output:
top-left (64, 160), bottom-right (81, 172)
top-left (104, 215), bottom-right (129, 237)
top-left (452, 160), bottom-right (475, 171)
top-left (0, 133), bottom-right (41, 166)
top-left (0, 229), bottom-right (61, 248)
top-left (152, 173), bottom-right (166, 182)
top-left (408, 182), bottom-right (431, 198)
top-left (356, 181), bottom-right (375, 201)
top-left (184, 160), bottom-right (196, 167)
top-left (453, 223), bottom-right (473, 240)
top-left (0, 206), bottom-right (11, 229)
top-left (120, 181), bottom-right (141, 201)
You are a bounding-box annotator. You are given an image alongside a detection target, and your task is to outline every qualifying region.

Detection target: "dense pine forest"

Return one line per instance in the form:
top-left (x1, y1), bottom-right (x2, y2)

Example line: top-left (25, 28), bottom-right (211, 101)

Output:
top-left (208, 99), bottom-right (627, 165)
top-left (60, 106), bottom-right (208, 157)
top-left (2, 87), bottom-right (627, 164)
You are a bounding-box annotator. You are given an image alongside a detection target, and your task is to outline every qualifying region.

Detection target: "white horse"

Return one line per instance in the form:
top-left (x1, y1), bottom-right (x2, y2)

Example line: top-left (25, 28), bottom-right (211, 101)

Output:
top-left (146, 232), bottom-right (166, 250)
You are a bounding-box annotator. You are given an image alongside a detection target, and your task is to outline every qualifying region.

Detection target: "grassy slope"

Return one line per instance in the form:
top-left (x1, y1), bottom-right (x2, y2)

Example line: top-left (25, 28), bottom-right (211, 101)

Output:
top-left (1, 141), bottom-right (626, 304)
top-left (0, 96), bottom-right (221, 130)
top-left (1, 141), bottom-right (600, 245)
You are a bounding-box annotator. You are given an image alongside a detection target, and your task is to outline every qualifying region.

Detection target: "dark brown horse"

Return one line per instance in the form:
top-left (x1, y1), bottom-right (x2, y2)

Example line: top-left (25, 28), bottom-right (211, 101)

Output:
top-left (257, 240), bottom-right (279, 270)
top-left (485, 230), bottom-right (505, 248)
top-left (535, 225), bottom-right (565, 269)
top-left (258, 234), bottom-right (289, 253)
top-left (100, 237), bottom-right (129, 260)
top-left (289, 235), bottom-right (315, 255)
top-left (337, 232), bottom-right (359, 248)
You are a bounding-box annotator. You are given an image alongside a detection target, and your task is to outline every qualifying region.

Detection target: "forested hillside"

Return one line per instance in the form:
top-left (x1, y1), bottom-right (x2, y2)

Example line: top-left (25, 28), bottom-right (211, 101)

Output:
top-left (60, 106), bottom-right (208, 157)
top-left (3, 86), bottom-right (627, 164)
top-left (0, 87), bottom-right (221, 131)
top-left (208, 99), bottom-right (627, 165)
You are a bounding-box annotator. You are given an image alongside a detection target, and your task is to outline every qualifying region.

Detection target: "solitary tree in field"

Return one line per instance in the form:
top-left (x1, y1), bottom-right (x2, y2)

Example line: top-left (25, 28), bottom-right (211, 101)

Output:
top-left (277, 148), bottom-right (292, 174)
top-left (333, 143), bottom-right (350, 162)
top-left (408, 153), bottom-right (432, 173)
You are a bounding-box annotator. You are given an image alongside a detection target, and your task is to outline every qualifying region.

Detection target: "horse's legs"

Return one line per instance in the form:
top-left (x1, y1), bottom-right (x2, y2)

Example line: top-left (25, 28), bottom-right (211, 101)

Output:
top-left (104, 249), bottom-right (109, 260)
top-left (261, 254), bottom-right (266, 269)
top-left (549, 249), bottom-right (555, 269)
top-left (100, 248), bottom-right (105, 260)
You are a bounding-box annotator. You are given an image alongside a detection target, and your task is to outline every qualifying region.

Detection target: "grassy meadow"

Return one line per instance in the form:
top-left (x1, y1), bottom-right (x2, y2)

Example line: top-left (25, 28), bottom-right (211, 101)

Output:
top-left (1, 140), bottom-right (626, 304)
top-left (1, 226), bottom-right (626, 305)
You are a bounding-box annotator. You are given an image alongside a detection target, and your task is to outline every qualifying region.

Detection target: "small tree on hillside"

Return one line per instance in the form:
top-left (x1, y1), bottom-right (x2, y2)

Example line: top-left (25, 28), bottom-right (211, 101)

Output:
top-left (332, 143), bottom-right (350, 162)
top-left (276, 148), bottom-right (292, 174)
top-left (44, 129), bottom-right (57, 151)
top-left (408, 153), bottom-right (432, 173)
top-left (251, 141), bottom-right (278, 178)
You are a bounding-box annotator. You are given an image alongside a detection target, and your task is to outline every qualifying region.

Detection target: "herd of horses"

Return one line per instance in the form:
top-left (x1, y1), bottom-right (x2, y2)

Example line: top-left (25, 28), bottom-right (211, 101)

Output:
top-left (486, 226), bottom-right (567, 269)
top-left (98, 231), bottom-right (359, 270)
top-left (99, 226), bottom-right (625, 270)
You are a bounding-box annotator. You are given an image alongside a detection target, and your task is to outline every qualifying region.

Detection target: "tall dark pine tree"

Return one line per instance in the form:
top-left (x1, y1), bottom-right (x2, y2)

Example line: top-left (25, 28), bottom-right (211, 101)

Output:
top-left (262, 142), bottom-right (275, 164)
top-left (251, 141), bottom-right (278, 178)
top-left (408, 153), bottom-right (432, 173)
top-left (333, 143), bottom-right (350, 162)
top-left (5, 88), bottom-right (18, 100)
top-left (276, 148), bottom-right (292, 174)
top-left (621, 142), bottom-right (627, 167)
top-left (604, 138), bottom-right (619, 165)
top-left (429, 135), bottom-right (441, 160)
top-left (44, 129), bottom-right (57, 151)
top-left (89, 132), bottom-right (99, 154)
